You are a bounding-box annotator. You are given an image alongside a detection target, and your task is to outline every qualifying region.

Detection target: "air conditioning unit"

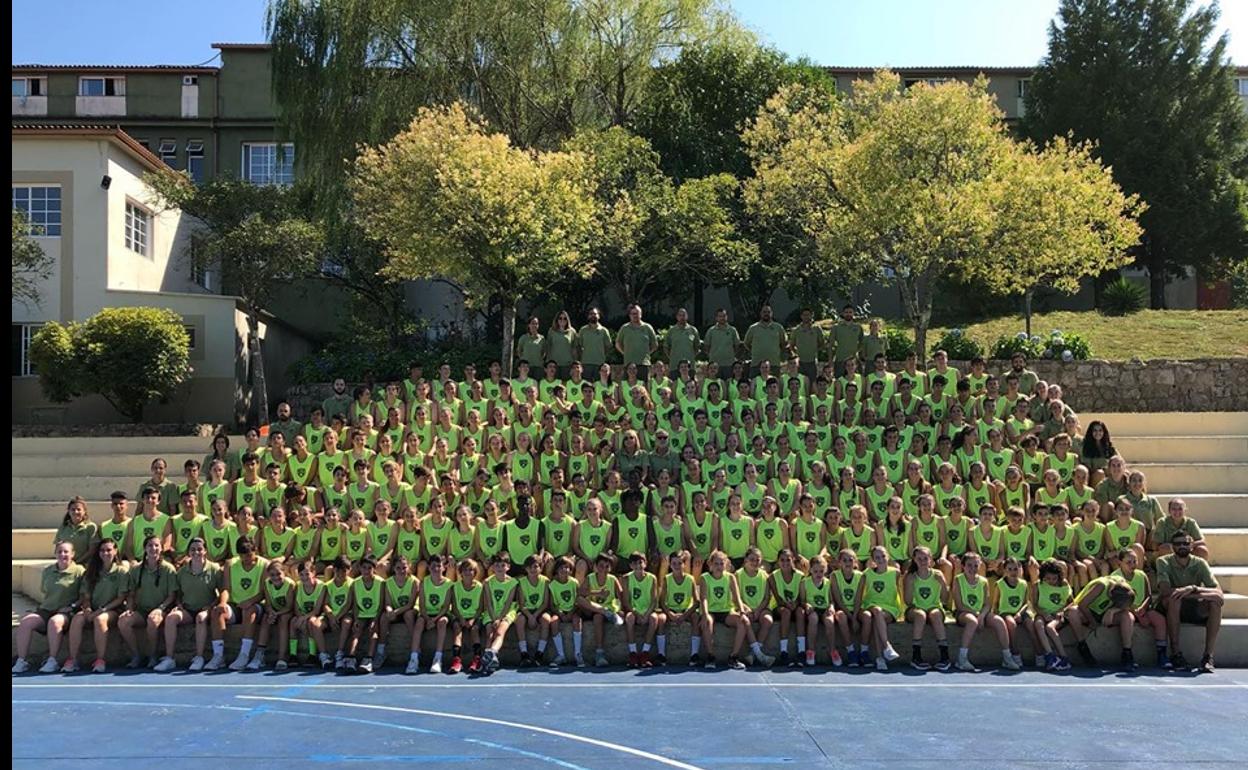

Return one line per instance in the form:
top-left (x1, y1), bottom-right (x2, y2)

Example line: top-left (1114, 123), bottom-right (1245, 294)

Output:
top-left (183, 75), bottom-right (198, 86)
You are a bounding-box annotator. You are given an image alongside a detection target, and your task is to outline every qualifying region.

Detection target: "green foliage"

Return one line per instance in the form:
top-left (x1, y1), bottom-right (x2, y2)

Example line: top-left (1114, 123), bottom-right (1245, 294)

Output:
top-left (288, 322), bottom-right (496, 385)
top-left (12, 210), bottom-right (53, 306)
top-left (1024, 0), bottom-right (1248, 308)
top-left (883, 326), bottom-right (915, 359)
top-left (1231, 260), bottom-right (1248, 310)
top-left (931, 328), bottom-right (983, 362)
top-left (1100, 277), bottom-right (1147, 316)
top-left (991, 329), bottom-right (1091, 361)
top-left (28, 307), bottom-right (192, 422)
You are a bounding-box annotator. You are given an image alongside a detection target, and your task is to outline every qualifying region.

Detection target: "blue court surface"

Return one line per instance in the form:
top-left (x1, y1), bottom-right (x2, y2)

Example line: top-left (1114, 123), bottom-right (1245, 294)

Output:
top-left (13, 668), bottom-right (1248, 768)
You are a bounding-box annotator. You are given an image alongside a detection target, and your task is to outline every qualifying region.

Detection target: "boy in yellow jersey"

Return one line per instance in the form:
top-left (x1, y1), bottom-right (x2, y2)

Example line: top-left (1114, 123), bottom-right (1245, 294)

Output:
top-left (577, 553), bottom-right (625, 667)
top-left (514, 554), bottom-right (551, 667)
top-left (212, 538), bottom-right (268, 671)
top-left (414, 555), bottom-right (453, 674)
top-left (545, 556), bottom-right (584, 667)
top-left (622, 552), bottom-right (660, 667)
top-left (343, 556), bottom-right (383, 673)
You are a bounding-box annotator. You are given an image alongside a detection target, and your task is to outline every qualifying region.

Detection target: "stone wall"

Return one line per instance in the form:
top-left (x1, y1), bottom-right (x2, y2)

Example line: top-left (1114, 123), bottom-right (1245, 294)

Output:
top-left (285, 357), bottom-right (1247, 417)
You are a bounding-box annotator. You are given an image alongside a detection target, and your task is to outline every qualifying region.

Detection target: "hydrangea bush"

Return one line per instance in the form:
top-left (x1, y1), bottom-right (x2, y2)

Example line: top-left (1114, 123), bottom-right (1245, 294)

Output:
top-left (991, 329), bottom-right (1091, 361)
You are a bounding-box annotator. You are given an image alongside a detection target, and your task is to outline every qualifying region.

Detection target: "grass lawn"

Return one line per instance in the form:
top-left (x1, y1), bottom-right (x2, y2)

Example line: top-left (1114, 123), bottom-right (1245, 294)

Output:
top-left (925, 310), bottom-right (1248, 360)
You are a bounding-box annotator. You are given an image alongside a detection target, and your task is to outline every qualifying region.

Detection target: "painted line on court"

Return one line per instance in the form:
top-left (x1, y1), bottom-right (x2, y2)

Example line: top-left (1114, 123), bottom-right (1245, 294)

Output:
top-left (239, 695), bottom-right (709, 770)
top-left (15, 680), bottom-right (1248, 689)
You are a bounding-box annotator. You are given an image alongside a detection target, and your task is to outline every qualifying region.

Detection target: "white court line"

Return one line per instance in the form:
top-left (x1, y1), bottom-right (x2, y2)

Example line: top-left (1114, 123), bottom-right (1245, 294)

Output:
top-left (13, 681), bottom-right (1248, 689)
top-left (238, 695), bottom-right (707, 770)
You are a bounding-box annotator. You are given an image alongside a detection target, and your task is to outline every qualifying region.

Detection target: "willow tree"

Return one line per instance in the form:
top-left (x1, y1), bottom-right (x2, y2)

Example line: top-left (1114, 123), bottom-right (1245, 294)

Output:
top-left (744, 72), bottom-right (1141, 357)
top-left (350, 104), bottom-right (598, 375)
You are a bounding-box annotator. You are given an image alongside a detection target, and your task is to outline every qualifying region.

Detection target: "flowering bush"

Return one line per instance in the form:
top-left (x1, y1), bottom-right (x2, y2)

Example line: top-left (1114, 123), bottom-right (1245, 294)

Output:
top-left (932, 327), bottom-right (983, 361)
top-left (991, 329), bottom-right (1091, 362)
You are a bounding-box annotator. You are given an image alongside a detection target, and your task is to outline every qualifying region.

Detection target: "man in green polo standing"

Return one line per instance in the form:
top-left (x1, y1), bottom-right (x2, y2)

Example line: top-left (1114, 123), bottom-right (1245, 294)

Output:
top-left (665, 308), bottom-right (701, 368)
top-left (790, 308), bottom-right (825, 381)
top-left (704, 308), bottom-right (741, 381)
top-left (829, 304), bottom-right (864, 377)
top-left (743, 305), bottom-right (787, 378)
top-left (616, 303), bottom-right (659, 380)
top-left (577, 307), bottom-right (612, 370)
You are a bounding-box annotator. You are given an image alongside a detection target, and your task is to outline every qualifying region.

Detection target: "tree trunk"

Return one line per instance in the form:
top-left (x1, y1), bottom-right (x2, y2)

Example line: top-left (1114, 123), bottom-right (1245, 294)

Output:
top-left (899, 272), bottom-right (933, 362)
top-left (248, 311), bottom-right (271, 427)
top-left (501, 302), bottom-right (517, 378)
top-left (1149, 268), bottom-right (1167, 310)
top-left (1023, 288), bottom-right (1034, 339)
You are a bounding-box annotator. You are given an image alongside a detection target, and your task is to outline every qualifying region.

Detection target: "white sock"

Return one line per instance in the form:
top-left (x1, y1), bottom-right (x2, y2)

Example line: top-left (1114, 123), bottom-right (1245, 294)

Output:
top-left (848, 643), bottom-right (857, 652)
top-left (573, 631), bottom-right (583, 654)
top-left (628, 643), bottom-right (637, 653)
top-left (376, 643), bottom-right (386, 657)
top-left (211, 640), bottom-right (224, 656)
top-left (751, 641), bottom-right (763, 655)
top-left (536, 639), bottom-right (547, 653)
top-left (959, 647), bottom-right (969, 661)
top-left (518, 640), bottom-right (528, 653)
top-left (797, 636), bottom-right (807, 653)
top-left (657, 635), bottom-right (667, 655)
top-left (780, 639), bottom-right (789, 653)
top-left (1002, 649), bottom-right (1012, 663)
top-left (553, 635), bottom-right (565, 657)
top-left (240, 639), bottom-right (254, 656)
top-left (691, 637), bottom-right (701, 654)
top-left (409, 651), bottom-right (419, 662)
top-left (642, 643), bottom-right (651, 652)
top-left (433, 651), bottom-right (443, 662)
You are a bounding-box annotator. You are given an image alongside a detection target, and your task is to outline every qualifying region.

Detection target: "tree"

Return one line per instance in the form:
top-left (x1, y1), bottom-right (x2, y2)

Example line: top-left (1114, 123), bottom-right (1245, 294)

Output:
top-left (349, 103), bottom-right (598, 375)
top-left (745, 73), bottom-right (1141, 358)
top-left (12, 210), bottom-right (53, 306)
top-left (146, 175), bottom-right (324, 424)
top-left (28, 307), bottom-right (192, 422)
top-left (564, 126), bottom-right (756, 307)
top-left (1024, 0), bottom-right (1248, 308)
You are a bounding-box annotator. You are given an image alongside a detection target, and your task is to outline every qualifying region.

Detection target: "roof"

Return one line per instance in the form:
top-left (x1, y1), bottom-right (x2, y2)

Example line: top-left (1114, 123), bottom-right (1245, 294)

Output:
top-left (825, 66), bottom-right (1035, 75)
top-left (11, 123), bottom-right (175, 175)
top-left (210, 42), bottom-right (272, 50)
top-left (12, 64), bottom-right (218, 73)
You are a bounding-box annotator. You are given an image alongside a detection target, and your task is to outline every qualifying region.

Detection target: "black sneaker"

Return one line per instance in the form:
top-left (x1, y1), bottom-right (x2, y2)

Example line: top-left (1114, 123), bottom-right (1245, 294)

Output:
top-left (1076, 641), bottom-right (1097, 667)
top-left (1120, 649), bottom-right (1136, 671)
top-left (1199, 655), bottom-right (1215, 674)
top-left (653, 654), bottom-right (667, 666)
top-left (1170, 652), bottom-right (1190, 671)
top-left (776, 651), bottom-right (791, 668)
top-left (688, 654), bottom-right (699, 668)
top-left (518, 652), bottom-right (533, 669)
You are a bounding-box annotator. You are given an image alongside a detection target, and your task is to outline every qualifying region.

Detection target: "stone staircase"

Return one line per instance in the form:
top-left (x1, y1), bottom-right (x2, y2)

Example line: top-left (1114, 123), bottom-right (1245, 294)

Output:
top-left (11, 415), bottom-right (1248, 666)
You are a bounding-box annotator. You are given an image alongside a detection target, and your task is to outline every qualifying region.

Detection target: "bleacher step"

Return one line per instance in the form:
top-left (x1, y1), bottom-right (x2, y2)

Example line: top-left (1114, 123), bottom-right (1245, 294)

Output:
top-left (1081, 413), bottom-right (1248, 437)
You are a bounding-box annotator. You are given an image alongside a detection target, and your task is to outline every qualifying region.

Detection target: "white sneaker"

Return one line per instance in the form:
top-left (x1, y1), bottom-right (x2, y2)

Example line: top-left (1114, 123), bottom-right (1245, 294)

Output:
top-left (549, 655), bottom-right (567, 669)
top-left (595, 649), bottom-right (609, 667)
top-left (1001, 654), bottom-right (1022, 671)
top-left (1012, 653), bottom-right (1025, 669)
top-left (405, 658), bottom-right (420, 675)
top-left (575, 653), bottom-right (586, 668)
top-left (12, 658), bottom-right (30, 674)
top-left (245, 654), bottom-right (263, 671)
top-left (205, 654), bottom-right (225, 671)
top-left (61, 659), bottom-right (80, 673)
top-left (91, 659), bottom-right (107, 674)
top-left (882, 644), bottom-right (901, 662)
top-left (756, 651), bottom-right (776, 668)
top-left (875, 656), bottom-right (888, 671)
top-left (805, 650), bottom-right (816, 667)
top-left (956, 657), bottom-right (976, 672)
top-left (429, 658), bottom-right (443, 674)
top-left (39, 657), bottom-right (60, 674)
top-left (228, 652), bottom-right (250, 671)
top-left (154, 656), bottom-right (177, 673)
top-left (275, 660), bottom-right (289, 671)
top-left (189, 656), bottom-right (205, 672)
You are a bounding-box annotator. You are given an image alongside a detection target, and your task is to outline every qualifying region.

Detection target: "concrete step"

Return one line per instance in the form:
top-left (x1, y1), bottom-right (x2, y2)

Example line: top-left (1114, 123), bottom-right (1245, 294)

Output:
top-left (1129, 463), bottom-right (1247, 494)
top-left (12, 453), bottom-right (187, 478)
top-left (12, 593), bottom-right (37, 627)
top-left (12, 436), bottom-right (244, 456)
top-left (12, 530), bottom-right (53, 561)
top-left (1215, 566), bottom-right (1248, 595)
top-left (11, 613), bottom-right (1247, 668)
top-left (1115, 435), bottom-right (1248, 464)
top-left (1082, 413), bottom-right (1248, 437)
top-left (1153, 495), bottom-right (1246, 528)
top-left (14, 476), bottom-right (148, 503)
top-left (12, 501), bottom-right (114, 529)
top-left (1204, 529), bottom-right (1248, 566)
top-left (13, 560), bottom-right (50, 601)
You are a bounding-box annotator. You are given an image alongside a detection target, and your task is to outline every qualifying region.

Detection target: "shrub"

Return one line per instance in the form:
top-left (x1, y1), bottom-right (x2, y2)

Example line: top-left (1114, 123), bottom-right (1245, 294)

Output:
top-left (883, 326), bottom-right (915, 359)
top-left (1231, 260), bottom-right (1248, 310)
top-left (992, 329), bottom-right (1092, 362)
top-left (931, 327), bottom-right (983, 361)
top-left (1100, 277), bottom-right (1147, 316)
top-left (288, 324), bottom-right (498, 385)
top-left (29, 307), bottom-right (192, 421)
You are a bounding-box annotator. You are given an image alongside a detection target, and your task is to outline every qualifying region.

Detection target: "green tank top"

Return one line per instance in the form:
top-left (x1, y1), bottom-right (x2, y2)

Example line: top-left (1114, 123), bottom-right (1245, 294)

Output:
top-left (984, 448), bottom-right (1012, 482)
top-left (1001, 483), bottom-right (1027, 514)
top-left (228, 557), bottom-right (266, 604)
top-left (506, 518), bottom-right (541, 564)
top-left (909, 571), bottom-right (943, 611)
top-left (325, 577), bottom-right (352, 615)
top-left (1107, 519), bottom-right (1141, 551)
top-left (755, 518), bottom-right (786, 563)
top-left (318, 524), bottom-right (344, 560)
top-left (1003, 526), bottom-right (1032, 559)
top-left (616, 515), bottom-right (649, 558)
top-left (1065, 484), bottom-right (1094, 512)
top-left (1076, 576), bottom-right (1117, 615)
top-left (842, 525), bottom-right (873, 562)
top-left (1036, 581), bottom-right (1072, 615)
top-left (663, 573), bottom-right (695, 611)
top-left (200, 519), bottom-right (235, 561)
top-left (882, 523), bottom-right (909, 562)
top-left (1053, 526), bottom-right (1077, 560)
top-left (944, 516), bottom-right (970, 556)
top-left (626, 572), bottom-right (656, 614)
top-left (172, 515), bottom-right (205, 555)
top-left (837, 485), bottom-right (859, 515)
top-left (485, 575), bottom-right (517, 620)
top-left (965, 482), bottom-right (993, 519)
top-left (956, 573), bottom-right (986, 613)
top-left (421, 517), bottom-right (452, 557)
top-left (802, 574), bottom-right (832, 610)
top-left (899, 479), bottom-right (924, 517)
top-left (322, 485), bottom-right (349, 514)
top-left (258, 483), bottom-right (286, 516)
top-left (1031, 524), bottom-right (1057, 561)
top-left (264, 577), bottom-right (295, 613)
top-left (352, 576), bottom-right (383, 618)
top-left (995, 577), bottom-right (1028, 616)
top-left (1049, 452), bottom-right (1076, 485)
top-left (130, 514), bottom-right (169, 559)
top-left (971, 525), bottom-right (1003, 560)
top-left (1036, 487), bottom-right (1065, 508)
top-left (852, 449), bottom-right (874, 486)
top-left (549, 577), bottom-right (579, 613)
top-left (394, 526), bottom-right (421, 563)
top-left (233, 479), bottom-right (263, 512)
top-left (578, 520), bottom-right (610, 560)
top-left (598, 490), bottom-right (623, 521)
top-left (200, 481), bottom-right (229, 511)
top-left (703, 573), bottom-right (733, 613)
top-left (912, 515), bottom-right (940, 552)
top-left (520, 575), bottom-right (548, 611)
top-left (1111, 569), bottom-right (1148, 611)
top-left (833, 569), bottom-right (862, 609)
top-left (1077, 521), bottom-right (1105, 557)
top-left (955, 447), bottom-right (982, 480)
top-left (477, 520), bottom-right (503, 560)
top-left (586, 572), bottom-right (618, 612)
top-left (772, 478), bottom-right (800, 514)
top-left (287, 453), bottom-right (316, 488)
top-left (650, 518), bottom-right (680, 556)
top-left (1020, 451), bottom-right (1047, 484)
top-left (101, 519), bottom-right (129, 548)
top-left (862, 567), bottom-right (902, 614)
top-left (295, 581), bottom-right (324, 615)
top-left (933, 484), bottom-right (963, 517)
top-left (735, 568), bottom-right (768, 610)
top-left (449, 526), bottom-right (476, 560)
top-left (421, 576), bottom-right (452, 616)
top-left (864, 485), bottom-right (893, 523)
top-left (262, 526), bottom-right (296, 559)
top-left (452, 581), bottom-right (484, 619)
top-left (349, 483), bottom-right (378, 514)
top-left (538, 516), bottom-right (570, 558)
top-left (792, 517), bottom-right (823, 560)
top-left (879, 447), bottom-right (907, 484)
top-left (720, 515), bottom-right (752, 559)
top-left (344, 527), bottom-right (368, 561)
top-left (686, 512), bottom-right (715, 557)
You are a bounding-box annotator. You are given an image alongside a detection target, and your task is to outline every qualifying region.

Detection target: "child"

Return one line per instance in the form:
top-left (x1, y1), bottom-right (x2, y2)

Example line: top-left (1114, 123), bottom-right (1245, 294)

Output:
top-left (321, 556), bottom-right (354, 670)
top-left (622, 552), bottom-right (659, 667)
top-left (516, 554), bottom-right (551, 667)
top-left (699, 550), bottom-right (748, 670)
top-left (1030, 559), bottom-right (1073, 672)
top-left (830, 549), bottom-right (865, 667)
top-left (657, 551), bottom-right (699, 667)
top-left (449, 558), bottom-right (486, 674)
top-left (1110, 549), bottom-right (1168, 669)
top-left (860, 545), bottom-right (903, 671)
top-left (577, 553), bottom-right (625, 667)
top-left (986, 557), bottom-right (1026, 671)
top-left (545, 556), bottom-right (583, 667)
top-left (951, 552), bottom-right (990, 672)
top-left (903, 546), bottom-right (951, 671)
top-left (254, 558), bottom-right (295, 671)
top-left (1065, 574), bottom-right (1137, 669)
top-left (480, 553), bottom-right (519, 675)
top-left (217, 538), bottom-right (267, 671)
top-left (380, 555), bottom-right (418, 672)
top-left (289, 559), bottom-right (332, 670)
top-left (343, 556), bottom-right (383, 673)
top-left (414, 555), bottom-right (453, 673)
top-left (799, 554), bottom-right (837, 667)
top-left (736, 547), bottom-right (777, 668)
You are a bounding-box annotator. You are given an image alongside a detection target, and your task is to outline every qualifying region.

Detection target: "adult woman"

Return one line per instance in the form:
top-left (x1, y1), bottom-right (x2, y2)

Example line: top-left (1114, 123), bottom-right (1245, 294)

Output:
top-left (546, 311), bottom-right (578, 379)
top-left (55, 496), bottom-right (99, 566)
top-left (66, 538), bottom-right (128, 672)
top-left (1080, 421), bottom-right (1117, 486)
top-left (13, 542), bottom-right (84, 673)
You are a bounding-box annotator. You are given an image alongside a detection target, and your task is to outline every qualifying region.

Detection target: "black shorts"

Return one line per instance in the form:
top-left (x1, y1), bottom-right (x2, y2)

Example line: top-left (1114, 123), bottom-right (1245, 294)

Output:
top-left (33, 608), bottom-right (63, 625)
top-left (1169, 597), bottom-right (1212, 624)
top-left (709, 611), bottom-right (731, 624)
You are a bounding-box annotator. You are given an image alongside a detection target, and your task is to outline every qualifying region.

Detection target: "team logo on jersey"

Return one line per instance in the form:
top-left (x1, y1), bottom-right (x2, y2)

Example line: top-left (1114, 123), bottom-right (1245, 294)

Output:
top-left (240, 578), bottom-right (253, 590)
top-left (923, 532), bottom-right (934, 542)
top-left (244, 493), bottom-right (254, 503)
top-left (745, 585), bottom-right (758, 598)
top-left (805, 532), bottom-right (816, 543)
top-left (731, 529), bottom-right (742, 540)
top-left (1008, 595), bottom-right (1021, 608)
top-left (872, 580), bottom-right (884, 593)
top-left (633, 588), bottom-right (642, 600)
top-left (461, 598), bottom-right (472, 609)
top-left (919, 586), bottom-right (932, 600)
top-left (590, 535), bottom-right (602, 546)
top-left (212, 538), bottom-right (224, 549)
top-left (713, 586), bottom-right (724, 599)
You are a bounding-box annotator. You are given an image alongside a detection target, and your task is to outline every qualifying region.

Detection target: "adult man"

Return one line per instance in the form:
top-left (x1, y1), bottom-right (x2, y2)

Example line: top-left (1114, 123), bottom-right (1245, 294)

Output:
top-left (665, 308), bottom-right (702, 368)
top-left (1153, 498), bottom-right (1210, 560)
top-left (322, 379), bottom-right (352, 424)
top-left (1156, 533), bottom-right (1222, 673)
top-left (743, 305), bottom-right (787, 376)
top-left (616, 304), bottom-right (659, 380)
top-left (270, 401), bottom-right (302, 447)
top-left (577, 308), bottom-right (613, 369)
top-left (1008, 352), bottom-right (1040, 396)
top-left (829, 304), bottom-right (864, 377)
top-left (704, 308), bottom-right (741, 380)
top-left (790, 308), bottom-right (825, 381)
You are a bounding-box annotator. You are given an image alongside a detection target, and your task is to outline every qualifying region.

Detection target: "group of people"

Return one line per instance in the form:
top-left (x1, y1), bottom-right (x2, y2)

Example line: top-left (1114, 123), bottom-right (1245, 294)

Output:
top-left (12, 305), bottom-right (1226, 677)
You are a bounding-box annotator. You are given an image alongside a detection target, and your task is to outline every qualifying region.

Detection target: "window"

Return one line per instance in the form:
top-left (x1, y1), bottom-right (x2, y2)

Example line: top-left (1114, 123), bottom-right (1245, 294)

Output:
top-left (125, 201), bottom-right (151, 256)
top-left (186, 140), bottom-right (205, 184)
top-left (1017, 79), bottom-right (1032, 99)
top-left (12, 324), bottom-right (43, 377)
top-left (12, 77), bottom-right (42, 97)
top-left (904, 77), bottom-right (951, 89)
top-left (12, 186), bottom-right (62, 237)
top-left (79, 76), bottom-right (124, 96)
top-left (182, 75), bottom-right (198, 86)
top-left (158, 139), bottom-right (178, 167)
top-left (191, 260), bottom-right (212, 291)
top-left (1238, 78), bottom-right (1248, 97)
top-left (183, 325), bottom-right (198, 351)
top-left (242, 142), bottom-right (295, 186)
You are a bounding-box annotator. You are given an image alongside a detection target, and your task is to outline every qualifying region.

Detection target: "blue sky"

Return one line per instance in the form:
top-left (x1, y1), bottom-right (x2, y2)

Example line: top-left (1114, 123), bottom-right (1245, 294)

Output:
top-left (11, 0), bottom-right (1248, 66)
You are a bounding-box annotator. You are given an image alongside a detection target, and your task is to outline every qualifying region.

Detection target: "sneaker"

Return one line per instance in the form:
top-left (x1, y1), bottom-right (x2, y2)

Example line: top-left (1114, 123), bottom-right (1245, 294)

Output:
top-left (275, 660), bottom-right (289, 672)
top-left (154, 657), bottom-right (177, 673)
top-left (430, 658), bottom-right (444, 674)
top-left (1170, 652), bottom-right (1189, 671)
top-left (1001, 654), bottom-right (1022, 671)
top-left (704, 656), bottom-right (717, 670)
top-left (11, 658), bottom-right (30, 674)
top-left (467, 655), bottom-right (482, 674)
top-left (595, 650), bottom-right (609, 668)
top-left (1076, 641), bottom-right (1097, 667)
top-left (605, 611), bottom-right (624, 627)
top-left (228, 652), bottom-right (249, 671)
top-left (575, 653), bottom-right (586, 668)
top-left (518, 652), bottom-right (533, 669)
top-left (60, 659), bottom-right (80, 674)
top-left (728, 656), bottom-right (746, 671)
top-left (1120, 649), bottom-right (1136, 671)
top-left (319, 653), bottom-right (333, 670)
top-left (1011, 653), bottom-right (1024, 669)
top-left (1043, 652), bottom-right (1058, 671)
top-left (358, 658), bottom-right (373, 674)
top-left (1199, 655), bottom-right (1215, 674)
top-left (189, 656), bottom-right (205, 672)
top-left (688, 654), bottom-right (700, 668)
top-left (1157, 650), bottom-right (1172, 670)
top-left (776, 651), bottom-right (791, 668)
top-left (830, 649), bottom-right (843, 668)
top-left (334, 657), bottom-right (346, 671)
top-left (92, 659), bottom-right (108, 674)
top-left (127, 655), bottom-right (144, 670)
top-left (39, 657), bottom-right (60, 674)
top-left (245, 655), bottom-right (262, 671)
top-left (405, 658), bottom-right (420, 675)
top-left (549, 655), bottom-right (567, 669)
top-left (653, 654), bottom-right (667, 666)
top-left (344, 657), bottom-right (358, 672)
top-left (1053, 657), bottom-right (1072, 672)
top-left (1034, 655), bottom-right (1047, 669)
top-left (628, 652), bottom-right (640, 669)
top-left (911, 657), bottom-right (931, 671)
top-left (956, 657), bottom-right (976, 672)
top-left (882, 644), bottom-right (901, 662)
top-left (846, 650), bottom-right (860, 668)
top-left (482, 650), bottom-right (500, 674)
top-left (875, 656), bottom-right (888, 672)
top-left (804, 649), bottom-right (816, 667)
top-left (372, 652), bottom-right (386, 670)
top-left (934, 658), bottom-right (952, 672)
top-left (755, 651), bottom-right (776, 668)
top-left (204, 654), bottom-right (224, 672)
top-left (449, 656), bottom-right (463, 674)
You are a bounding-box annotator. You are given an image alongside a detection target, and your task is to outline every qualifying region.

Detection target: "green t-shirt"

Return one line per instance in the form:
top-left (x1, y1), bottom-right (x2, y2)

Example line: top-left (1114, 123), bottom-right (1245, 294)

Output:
top-left (1153, 516), bottom-right (1203, 547)
top-left (546, 328), bottom-right (577, 366)
top-left (577, 324), bottom-right (613, 366)
top-left (666, 324), bottom-right (702, 366)
top-left (516, 333), bottom-right (546, 367)
top-left (87, 562), bottom-right (130, 609)
top-left (704, 324), bottom-right (741, 366)
top-left (176, 561), bottom-right (223, 613)
top-left (831, 321), bottom-right (864, 363)
top-left (129, 560), bottom-right (178, 613)
top-left (744, 321), bottom-right (786, 367)
top-left (39, 563), bottom-right (85, 612)
top-left (1154, 555), bottom-right (1218, 590)
top-left (617, 322), bottom-right (659, 366)
top-left (55, 521), bottom-right (100, 565)
top-left (791, 325), bottom-right (824, 363)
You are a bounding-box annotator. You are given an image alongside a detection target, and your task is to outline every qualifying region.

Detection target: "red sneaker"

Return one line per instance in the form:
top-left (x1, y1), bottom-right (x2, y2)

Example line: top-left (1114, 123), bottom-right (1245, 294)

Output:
top-left (628, 652), bottom-right (640, 668)
top-left (468, 655), bottom-right (482, 673)
top-left (640, 651), bottom-right (653, 668)
top-left (449, 656), bottom-right (463, 674)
